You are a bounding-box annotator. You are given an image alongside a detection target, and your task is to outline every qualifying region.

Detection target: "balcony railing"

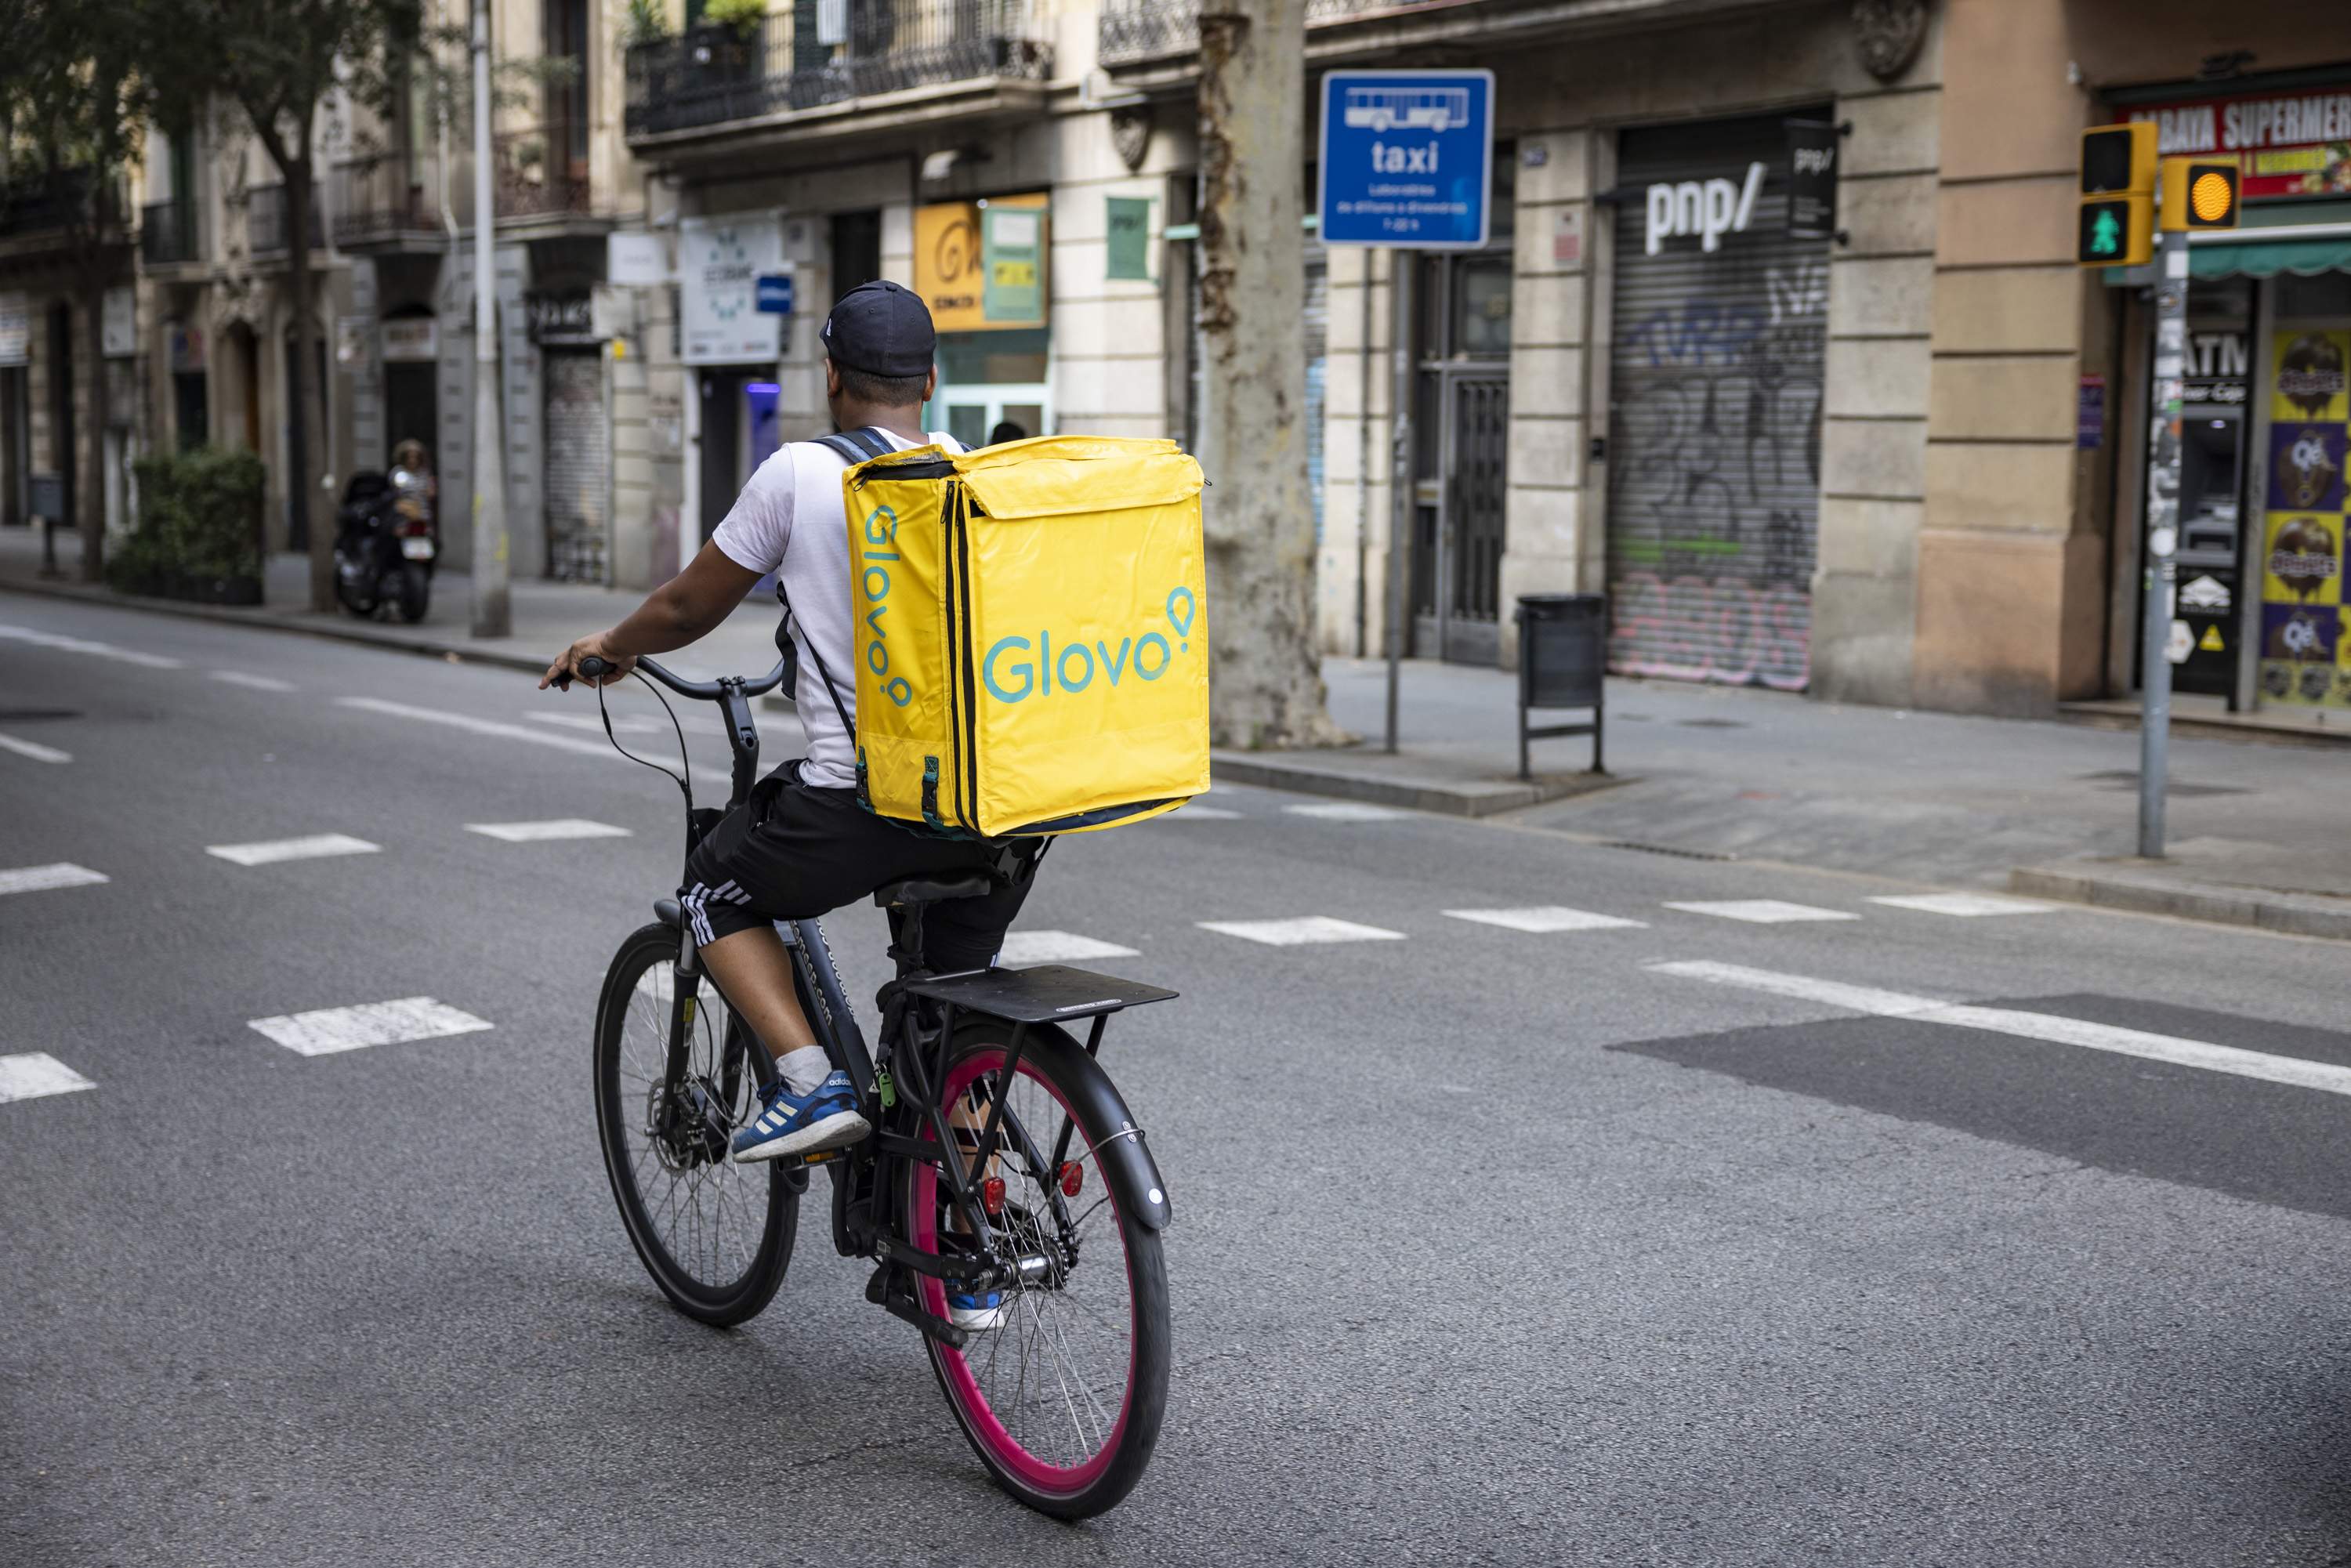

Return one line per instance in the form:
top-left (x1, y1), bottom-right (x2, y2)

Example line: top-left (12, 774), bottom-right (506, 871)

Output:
top-left (0, 169), bottom-right (125, 241)
top-left (624, 2), bottom-right (1050, 140)
top-left (140, 198), bottom-right (199, 264)
top-left (248, 182), bottom-right (324, 255)
top-left (493, 126), bottom-right (592, 219)
top-left (331, 153), bottom-right (442, 247)
top-left (1099, 0), bottom-right (1450, 67)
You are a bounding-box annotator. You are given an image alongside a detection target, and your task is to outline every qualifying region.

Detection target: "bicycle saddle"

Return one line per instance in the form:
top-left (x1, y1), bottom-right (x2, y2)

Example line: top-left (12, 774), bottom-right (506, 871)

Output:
top-left (872, 872), bottom-right (996, 907)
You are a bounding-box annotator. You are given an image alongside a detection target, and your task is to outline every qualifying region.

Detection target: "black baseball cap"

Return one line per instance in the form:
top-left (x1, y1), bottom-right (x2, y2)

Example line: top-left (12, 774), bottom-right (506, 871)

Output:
top-left (822, 280), bottom-right (936, 378)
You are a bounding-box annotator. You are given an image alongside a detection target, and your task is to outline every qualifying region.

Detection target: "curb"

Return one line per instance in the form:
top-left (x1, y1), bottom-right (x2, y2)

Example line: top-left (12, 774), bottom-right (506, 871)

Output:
top-left (0, 575), bottom-right (561, 679)
top-left (2010, 862), bottom-right (2351, 942)
top-left (1209, 749), bottom-right (1620, 817)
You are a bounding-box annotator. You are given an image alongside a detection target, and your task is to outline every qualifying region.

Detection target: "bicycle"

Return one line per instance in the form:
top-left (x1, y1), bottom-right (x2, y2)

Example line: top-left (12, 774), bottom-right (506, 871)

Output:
top-left (558, 651), bottom-right (1174, 1518)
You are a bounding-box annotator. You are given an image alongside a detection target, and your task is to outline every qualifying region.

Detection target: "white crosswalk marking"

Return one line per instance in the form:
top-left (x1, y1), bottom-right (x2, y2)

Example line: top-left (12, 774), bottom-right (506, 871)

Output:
top-left (210, 671), bottom-right (297, 692)
top-left (1869, 893), bottom-right (2053, 918)
top-left (1198, 916), bottom-right (1406, 946)
top-left (0, 1052), bottom-right (96, 1104)
top-left (247, 997), bottom-right (494, 1056)
top-left (0, 863), bottom-right (109, 896)
top-left (1444, 906), bottom-right (1648, 934)
top-left (1665, 900), bottom-right (1857, 925)
top-left (205, 833), bottom-right (382, 867)
top-left (465, 819), bottom-right (633, 842)
top-left (998, 930), bottom-right (1141, 965)
top-left (0, 732), bottom-right (72, 764)
top-left (337, 697), bottom-right (631, 759)
top-left (1648, 959), bottom-right (2351, 1097)
top-left (0, 624), bottom-right (184, 669)
top-left (1282, 802), bottom-right (1411, 822)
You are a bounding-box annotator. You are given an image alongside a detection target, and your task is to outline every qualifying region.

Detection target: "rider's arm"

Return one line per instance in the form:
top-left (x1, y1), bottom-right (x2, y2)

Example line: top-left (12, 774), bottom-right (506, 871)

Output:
top-left (540, 543), bottom-right (764, 688)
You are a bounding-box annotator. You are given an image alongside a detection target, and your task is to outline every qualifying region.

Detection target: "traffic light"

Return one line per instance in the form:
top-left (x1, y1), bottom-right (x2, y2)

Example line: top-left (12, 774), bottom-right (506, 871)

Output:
top-left (2078, 122), bottom-right (2156, 267)
top-left (2160, 156), bottom-right (2241, 230)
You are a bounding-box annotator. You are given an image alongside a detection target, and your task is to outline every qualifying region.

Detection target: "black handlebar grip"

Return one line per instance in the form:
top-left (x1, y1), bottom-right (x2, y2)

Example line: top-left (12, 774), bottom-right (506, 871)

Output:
top-left (578, 654), bottom-right (612, 681)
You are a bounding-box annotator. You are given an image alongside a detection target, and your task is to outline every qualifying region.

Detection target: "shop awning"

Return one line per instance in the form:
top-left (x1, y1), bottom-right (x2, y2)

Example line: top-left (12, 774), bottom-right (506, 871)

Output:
top-left (2106, 201), bottom-right (2351, 284)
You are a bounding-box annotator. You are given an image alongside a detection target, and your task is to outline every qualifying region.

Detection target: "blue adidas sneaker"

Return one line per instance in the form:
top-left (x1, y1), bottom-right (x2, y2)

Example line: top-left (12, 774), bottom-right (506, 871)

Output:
top-left (733, 1070), bottom-right (871, 1163)
top-left (947, 1285), bottom-right (1005, 1332)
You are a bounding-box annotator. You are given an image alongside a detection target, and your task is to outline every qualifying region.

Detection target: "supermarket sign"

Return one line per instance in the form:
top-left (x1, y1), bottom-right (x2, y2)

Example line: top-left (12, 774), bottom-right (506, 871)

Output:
top-left (2117, 85), bottom-right (2351, 200)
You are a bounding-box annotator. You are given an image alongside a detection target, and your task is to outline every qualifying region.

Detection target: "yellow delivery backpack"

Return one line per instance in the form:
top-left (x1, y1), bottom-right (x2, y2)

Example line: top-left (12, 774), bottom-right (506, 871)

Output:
top-left (824, 433), bottom-right (1209, 838)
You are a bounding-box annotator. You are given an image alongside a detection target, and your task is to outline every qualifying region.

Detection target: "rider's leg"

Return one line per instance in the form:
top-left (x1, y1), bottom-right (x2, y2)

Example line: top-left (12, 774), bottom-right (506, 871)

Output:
top-left (697, 926), bottom-right (828, 1091)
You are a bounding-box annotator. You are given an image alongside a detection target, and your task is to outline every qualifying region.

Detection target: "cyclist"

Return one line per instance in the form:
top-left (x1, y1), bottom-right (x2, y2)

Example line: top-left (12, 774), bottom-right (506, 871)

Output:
top-left (542, 281), bottom-right (1034, 1189)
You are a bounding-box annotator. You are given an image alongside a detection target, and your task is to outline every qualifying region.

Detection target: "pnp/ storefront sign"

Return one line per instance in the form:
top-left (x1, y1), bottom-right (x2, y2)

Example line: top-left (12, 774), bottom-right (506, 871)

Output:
top-left (1645, 163), bottom-right (1764, 255)
top-left (1317, 69), bottom-right (1494, 249)
top-left (1785, 119), bottom-right (1841, 241)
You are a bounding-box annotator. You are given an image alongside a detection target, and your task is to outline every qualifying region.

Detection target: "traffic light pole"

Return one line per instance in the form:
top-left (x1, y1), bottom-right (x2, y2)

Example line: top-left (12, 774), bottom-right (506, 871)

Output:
top-left (2138, 226), bottom-right (2189, 859)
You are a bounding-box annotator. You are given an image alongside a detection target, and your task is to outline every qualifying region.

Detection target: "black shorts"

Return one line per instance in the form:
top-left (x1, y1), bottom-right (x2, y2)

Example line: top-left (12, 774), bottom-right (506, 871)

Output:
top-left (679, 767), bottom-right (1034, 971)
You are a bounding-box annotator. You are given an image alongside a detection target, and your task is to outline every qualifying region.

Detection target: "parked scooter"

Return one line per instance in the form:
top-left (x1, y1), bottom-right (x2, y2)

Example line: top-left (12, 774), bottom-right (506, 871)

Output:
top-left (334, 464), bottom-right (437, 622)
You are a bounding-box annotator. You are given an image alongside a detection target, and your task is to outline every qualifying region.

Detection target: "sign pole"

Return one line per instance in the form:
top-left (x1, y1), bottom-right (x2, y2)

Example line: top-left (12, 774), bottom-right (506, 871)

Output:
top-left (2139, 226), bottom-right (2189, 859)
top-left (468, 0), bottom-right (511, 639)
top-left (1384, 250), bottom-right (1414, 753)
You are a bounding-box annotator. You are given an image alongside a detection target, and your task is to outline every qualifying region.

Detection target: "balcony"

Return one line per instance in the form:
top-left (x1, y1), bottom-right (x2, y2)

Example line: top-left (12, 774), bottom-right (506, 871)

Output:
top-left (248, 183), bottom-right (324, 255)
top-left (623, 2), bottom-right (1050, 144)
top-left (1099, 0), bottom-right (1606, 70)
top-left (331, 153), bottom-right (443, 249)
top-left (493, 126), bottom-right (593, 222)
top-left (140, 199), bottom-right (199, 265)
top-left (0, 169), bottom-right (125, 244)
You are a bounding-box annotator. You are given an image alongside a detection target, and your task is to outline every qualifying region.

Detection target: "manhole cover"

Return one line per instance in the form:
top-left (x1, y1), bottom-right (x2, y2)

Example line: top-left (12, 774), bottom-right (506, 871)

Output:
top-left (0, 708), bottom-right (81, 722)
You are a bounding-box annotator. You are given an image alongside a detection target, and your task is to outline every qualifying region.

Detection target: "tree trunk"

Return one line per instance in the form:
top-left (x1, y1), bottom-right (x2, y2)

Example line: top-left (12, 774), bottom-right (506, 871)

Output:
top-left (78, 281), bottom-right (107, 583)
top-left (287, 156), bottom-right (331, 611)
top-left (1194, 0), bottom-right (1343, 750)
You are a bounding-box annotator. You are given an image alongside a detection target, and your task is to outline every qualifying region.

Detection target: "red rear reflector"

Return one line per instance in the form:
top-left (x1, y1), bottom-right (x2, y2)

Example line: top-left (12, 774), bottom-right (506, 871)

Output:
top-left (1059, 1162), bottom-right (1082, 1197)
top-left (981, 1176), bottom-right (1005, 1215)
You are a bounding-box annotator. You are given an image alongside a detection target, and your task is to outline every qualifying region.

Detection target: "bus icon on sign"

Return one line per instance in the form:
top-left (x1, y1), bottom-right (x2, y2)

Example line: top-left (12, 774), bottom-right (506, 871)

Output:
top-left (1342, 85), bottom-right (1471, 132)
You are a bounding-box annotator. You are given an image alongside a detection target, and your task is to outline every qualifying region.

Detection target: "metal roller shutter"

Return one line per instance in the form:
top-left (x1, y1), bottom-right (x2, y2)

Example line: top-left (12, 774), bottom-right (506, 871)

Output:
top-left (545, 350), bottom-right (610, 583)
top-left (1606, 111), bottom-right (1830, 691)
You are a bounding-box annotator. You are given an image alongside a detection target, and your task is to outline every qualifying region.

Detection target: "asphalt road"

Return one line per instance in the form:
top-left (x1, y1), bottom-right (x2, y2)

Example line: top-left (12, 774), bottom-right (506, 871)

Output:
top-left (5, 592), bottom-right (2351, 1567)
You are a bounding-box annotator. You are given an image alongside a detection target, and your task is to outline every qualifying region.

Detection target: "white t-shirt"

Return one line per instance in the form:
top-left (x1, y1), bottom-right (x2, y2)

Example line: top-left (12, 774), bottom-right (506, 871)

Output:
top-left (711, 429), bottom-right (961, 791)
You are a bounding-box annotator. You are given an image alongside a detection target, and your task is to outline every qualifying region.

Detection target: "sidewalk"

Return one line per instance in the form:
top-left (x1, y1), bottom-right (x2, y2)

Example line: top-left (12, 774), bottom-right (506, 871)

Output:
top-left (1290, 655), bottom-right (2351, 938)
top-left (0, 527), bottom-right (786, 682)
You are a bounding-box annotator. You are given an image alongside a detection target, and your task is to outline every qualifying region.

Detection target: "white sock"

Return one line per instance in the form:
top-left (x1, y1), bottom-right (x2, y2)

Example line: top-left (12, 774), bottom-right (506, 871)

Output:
top-left (776, 1045), bottom-right (833, 1097)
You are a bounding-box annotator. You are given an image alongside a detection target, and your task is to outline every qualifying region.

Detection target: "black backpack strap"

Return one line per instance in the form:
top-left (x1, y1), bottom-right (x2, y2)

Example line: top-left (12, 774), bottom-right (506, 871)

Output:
top-left (813, 425), bottom-right (893, 465)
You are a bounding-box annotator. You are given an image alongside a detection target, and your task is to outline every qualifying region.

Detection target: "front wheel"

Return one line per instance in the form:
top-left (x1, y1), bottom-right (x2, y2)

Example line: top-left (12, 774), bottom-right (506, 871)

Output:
top-left (593, 921), bottom-right (795, 1326)
top-left (904, 1020), bottom-right (1171, 1518)
top-left (395, 562), bottom-right (430, 622)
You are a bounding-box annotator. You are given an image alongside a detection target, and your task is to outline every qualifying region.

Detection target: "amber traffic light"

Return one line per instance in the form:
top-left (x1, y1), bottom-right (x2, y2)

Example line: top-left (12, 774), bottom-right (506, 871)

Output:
top-left (2160, 156), bottom-right (2241, 230)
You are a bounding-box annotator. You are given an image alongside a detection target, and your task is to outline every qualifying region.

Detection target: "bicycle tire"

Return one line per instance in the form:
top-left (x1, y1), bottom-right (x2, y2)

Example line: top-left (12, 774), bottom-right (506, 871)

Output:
top-left (593, 921), bottom-right (795, 1326)
top-left (903, 1018), bottom-right (1171, 1519)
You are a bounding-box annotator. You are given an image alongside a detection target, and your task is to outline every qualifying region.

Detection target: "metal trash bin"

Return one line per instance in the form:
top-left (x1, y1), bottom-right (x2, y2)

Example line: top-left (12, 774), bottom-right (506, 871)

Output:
top-left (1512, 593), bottom-right (1606, 779)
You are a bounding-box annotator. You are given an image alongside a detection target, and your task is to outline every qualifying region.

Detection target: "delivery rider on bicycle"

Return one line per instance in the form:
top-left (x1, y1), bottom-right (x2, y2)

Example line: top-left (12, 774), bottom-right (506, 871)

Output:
top-left (542, 282), bottom-right (1034, 1197)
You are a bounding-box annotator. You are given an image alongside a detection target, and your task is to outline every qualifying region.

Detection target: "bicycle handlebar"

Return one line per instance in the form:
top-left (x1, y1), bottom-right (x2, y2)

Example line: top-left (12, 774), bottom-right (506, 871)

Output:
top-left (559, 652), bottom-right (788, 699)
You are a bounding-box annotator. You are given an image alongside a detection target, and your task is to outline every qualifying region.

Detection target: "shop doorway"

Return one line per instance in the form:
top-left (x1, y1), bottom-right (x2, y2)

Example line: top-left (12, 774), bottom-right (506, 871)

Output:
top-left (696, 369), bottom-right (780, 541)
top-left (935, 327), bottom-right (1048, 447)
top-left (1410, 251), bottom-right (1513, 666)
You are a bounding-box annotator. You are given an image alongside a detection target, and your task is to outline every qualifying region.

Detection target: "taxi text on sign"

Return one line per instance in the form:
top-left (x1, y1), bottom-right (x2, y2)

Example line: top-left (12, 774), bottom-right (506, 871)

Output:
top-left (1317, 69), bottom-right (1494, 250)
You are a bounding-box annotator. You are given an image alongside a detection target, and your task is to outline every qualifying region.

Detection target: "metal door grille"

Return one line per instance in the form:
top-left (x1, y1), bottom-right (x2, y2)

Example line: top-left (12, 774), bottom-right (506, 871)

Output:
top-left (1606, 111), bottom-right (1830, 691)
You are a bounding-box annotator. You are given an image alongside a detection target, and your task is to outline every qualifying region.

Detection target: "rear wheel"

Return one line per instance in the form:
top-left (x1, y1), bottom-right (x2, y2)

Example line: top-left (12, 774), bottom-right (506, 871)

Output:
top-left (593, 922), bottom-right (795, 1325)
top-left (904, 1021), bottom-right (1170, 1518)
top-left (395, 563), bottom-right (430, 622)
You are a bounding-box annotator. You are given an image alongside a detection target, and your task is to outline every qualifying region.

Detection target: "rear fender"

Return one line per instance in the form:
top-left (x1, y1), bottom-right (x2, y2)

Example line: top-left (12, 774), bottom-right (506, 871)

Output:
top-left (955, 1019), bottom-right (1170, 1232)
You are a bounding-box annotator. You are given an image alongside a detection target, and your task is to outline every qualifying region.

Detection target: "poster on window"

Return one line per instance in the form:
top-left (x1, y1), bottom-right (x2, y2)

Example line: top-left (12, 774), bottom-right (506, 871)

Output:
top-left (2260, 328), bottom-right (2351, 709)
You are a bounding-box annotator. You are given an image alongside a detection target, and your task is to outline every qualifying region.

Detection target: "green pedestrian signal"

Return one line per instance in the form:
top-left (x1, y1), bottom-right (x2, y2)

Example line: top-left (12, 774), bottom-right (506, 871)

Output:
top-left (2077, 195), bottom-right (2151, 267)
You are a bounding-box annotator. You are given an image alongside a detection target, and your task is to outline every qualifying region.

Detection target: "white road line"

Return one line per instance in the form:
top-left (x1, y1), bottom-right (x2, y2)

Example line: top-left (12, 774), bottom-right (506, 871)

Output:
top-left (1665, 899), bottom-right (1858, 925)
top-left (1197, 916), bottom-right (1407, 947)
top-left (1649, 959), bottom-right (2351, 1098)
top-left (210, 671), bottom-right (296, 692)
top-left (0, 863), bottom-right (109, 896)
top-left (337, 696), bottom-right (631, 759)
top-left (1282, 802), bottom-right (1411, 822)
top-left (1869, 893), bottom-right (2053, 918)
top-left (465, 819), bottom-right (633, 842)
top-left (1161, 805), bottom-right (1241, 820)
top-left (1444, 906), bottom-right (1648, 934)
top-left (528, 710), bottom-right (663, 734)
top-left (0, 624), bottom-right (185, 669)
top-left (248, 997), bottom-right (494, 1057)
top-left (0, 731), bottom-right (71, 764)
top-left (0, 1052), bottom-right (96, 1104)
top-left (998, 930), bottom-right (1141, 965)
top-left (205, 833), bottom-right (381, 867)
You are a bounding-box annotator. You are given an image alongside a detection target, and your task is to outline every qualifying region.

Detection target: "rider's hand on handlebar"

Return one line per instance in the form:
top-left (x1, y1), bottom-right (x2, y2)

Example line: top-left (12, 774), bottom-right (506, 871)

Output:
top-left (542, 633), bottom-right (636, 691)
